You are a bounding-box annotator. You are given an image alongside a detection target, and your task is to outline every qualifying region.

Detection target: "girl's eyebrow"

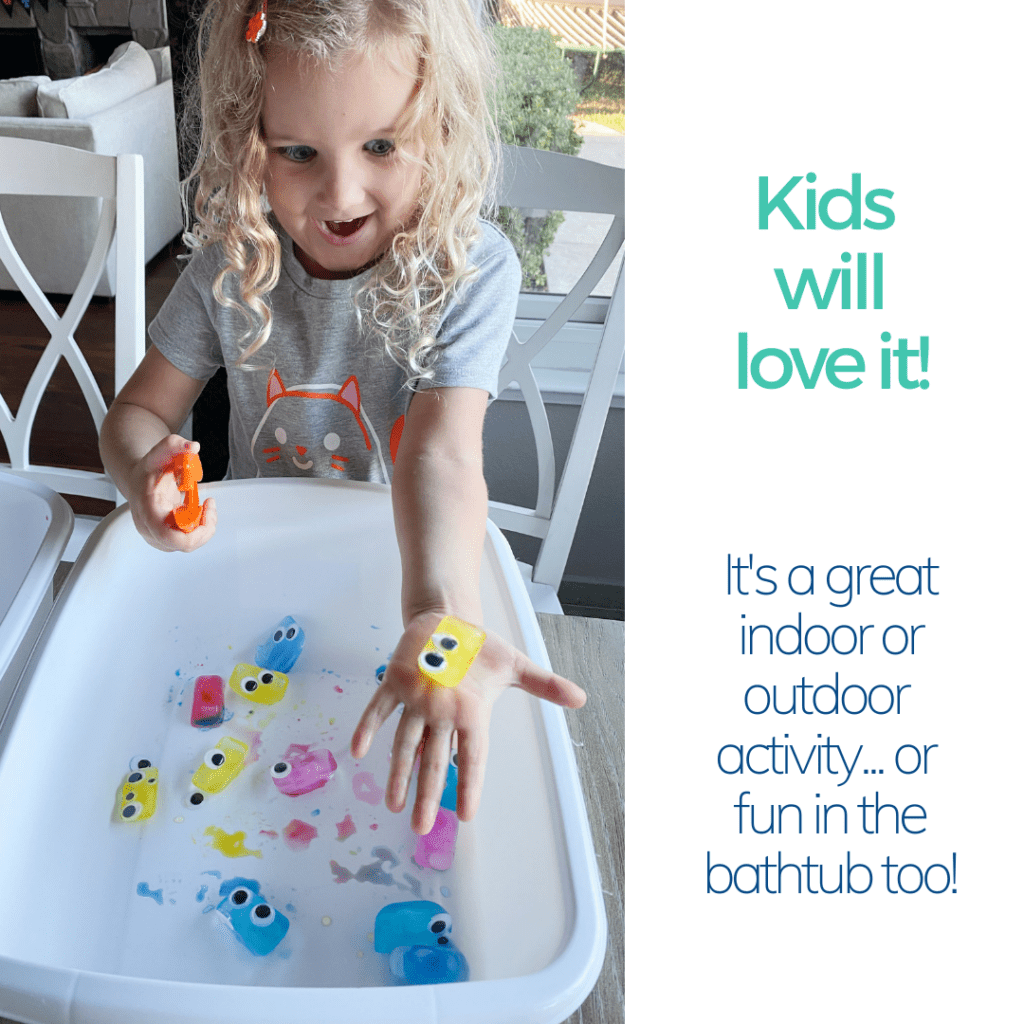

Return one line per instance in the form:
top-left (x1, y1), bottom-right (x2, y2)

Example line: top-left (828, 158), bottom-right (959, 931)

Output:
top-left (263, 126), bottom-right (397, 144)
top-left (261, 121), bottom-right (298, 142)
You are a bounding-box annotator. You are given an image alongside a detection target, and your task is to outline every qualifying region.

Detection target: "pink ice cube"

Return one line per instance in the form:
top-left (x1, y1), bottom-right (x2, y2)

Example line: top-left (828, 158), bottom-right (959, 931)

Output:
top-left (270, 744), bottom-right (337, 796)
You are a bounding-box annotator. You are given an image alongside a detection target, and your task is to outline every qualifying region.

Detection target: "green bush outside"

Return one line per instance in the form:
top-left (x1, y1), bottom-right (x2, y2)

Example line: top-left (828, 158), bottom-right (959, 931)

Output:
top-left (492, 25), bottom-right (584, 154)
top-left (491, 25), bottom-right (583, 291)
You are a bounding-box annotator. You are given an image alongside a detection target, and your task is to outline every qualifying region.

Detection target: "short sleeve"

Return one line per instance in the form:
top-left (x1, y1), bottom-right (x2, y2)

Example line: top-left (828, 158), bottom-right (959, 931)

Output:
top-left (422, 222), bottom-right (521, 397)
top-left (147, 247), bottom-right (230, 383)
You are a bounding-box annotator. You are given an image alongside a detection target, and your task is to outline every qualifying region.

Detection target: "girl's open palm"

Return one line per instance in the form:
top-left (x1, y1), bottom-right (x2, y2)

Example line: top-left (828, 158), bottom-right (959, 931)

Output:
top-left (350, 611), bottom-right (586, 835)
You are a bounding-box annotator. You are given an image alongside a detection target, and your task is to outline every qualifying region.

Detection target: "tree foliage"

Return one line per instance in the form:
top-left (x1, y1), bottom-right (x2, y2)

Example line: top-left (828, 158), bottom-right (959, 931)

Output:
top-left (491, 25), bottom-right (582, 290)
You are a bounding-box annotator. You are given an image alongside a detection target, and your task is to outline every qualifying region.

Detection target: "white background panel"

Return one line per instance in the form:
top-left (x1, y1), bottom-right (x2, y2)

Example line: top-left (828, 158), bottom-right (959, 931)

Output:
top-left (629, 2), bottom-right (1021, 1019)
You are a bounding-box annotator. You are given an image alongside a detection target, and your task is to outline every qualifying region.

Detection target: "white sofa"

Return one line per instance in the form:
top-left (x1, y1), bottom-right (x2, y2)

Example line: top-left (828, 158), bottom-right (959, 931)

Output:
top-left (0, 43), bottom-right (182, 297)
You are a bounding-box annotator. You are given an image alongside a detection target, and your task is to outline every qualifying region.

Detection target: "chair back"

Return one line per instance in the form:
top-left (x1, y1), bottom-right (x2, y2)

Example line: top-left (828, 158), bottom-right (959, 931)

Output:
top-left (489, 145), bottom-right (625, 598)
top-left (0, 136), bottom-right (144, 502)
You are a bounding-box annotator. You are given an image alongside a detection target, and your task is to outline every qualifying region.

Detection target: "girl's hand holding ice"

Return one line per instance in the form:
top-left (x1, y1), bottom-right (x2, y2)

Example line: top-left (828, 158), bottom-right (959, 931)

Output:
top-left (351, 611), bottom-right (586, 835)
top-left (125, 437), bottom-right (217, 553)
top-left (100, 347), bottom-right (213, 552)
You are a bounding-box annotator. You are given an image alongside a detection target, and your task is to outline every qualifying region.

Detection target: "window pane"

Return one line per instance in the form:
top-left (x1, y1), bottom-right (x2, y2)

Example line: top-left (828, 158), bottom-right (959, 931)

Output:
top-left (540, 133), bottom-right (623, 297)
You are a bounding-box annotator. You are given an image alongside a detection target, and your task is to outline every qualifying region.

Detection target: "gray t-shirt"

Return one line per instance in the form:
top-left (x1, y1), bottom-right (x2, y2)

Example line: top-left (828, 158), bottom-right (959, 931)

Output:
top-left (150, 220), bottom-right (519, 482)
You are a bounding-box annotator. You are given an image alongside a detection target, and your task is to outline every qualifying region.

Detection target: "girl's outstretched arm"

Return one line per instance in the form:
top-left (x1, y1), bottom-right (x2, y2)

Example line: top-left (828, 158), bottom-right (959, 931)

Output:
top-left (99, 347), bottom-right (217, 551)
top-left (350, 386), bottom-right (586, 835)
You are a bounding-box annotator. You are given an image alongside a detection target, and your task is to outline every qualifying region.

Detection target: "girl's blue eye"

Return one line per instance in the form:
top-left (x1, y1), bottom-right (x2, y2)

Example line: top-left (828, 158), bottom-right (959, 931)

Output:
top-left (278, 145), bottom-right (316, 163)
top-left (364, 139), bottom-right (395, 157)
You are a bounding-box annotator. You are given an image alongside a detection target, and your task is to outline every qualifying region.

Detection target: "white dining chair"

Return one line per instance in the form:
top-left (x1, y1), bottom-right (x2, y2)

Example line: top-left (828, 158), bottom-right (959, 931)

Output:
top-left (0, 136), bottom-right (145, 558)
top-left (489, 144), bottom-right (625, 614)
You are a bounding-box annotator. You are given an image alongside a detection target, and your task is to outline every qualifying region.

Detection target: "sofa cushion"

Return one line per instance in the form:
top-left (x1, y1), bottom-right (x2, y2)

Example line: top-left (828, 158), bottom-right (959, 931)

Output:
top-left (0, 76), bottom-right (51, 117)
top-left (36, 41), bottom-right (156, 120)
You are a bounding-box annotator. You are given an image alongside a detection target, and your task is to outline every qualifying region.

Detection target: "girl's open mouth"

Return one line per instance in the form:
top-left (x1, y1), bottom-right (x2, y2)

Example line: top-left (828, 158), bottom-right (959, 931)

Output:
top-left (323, 216), bottom-right (368, 237)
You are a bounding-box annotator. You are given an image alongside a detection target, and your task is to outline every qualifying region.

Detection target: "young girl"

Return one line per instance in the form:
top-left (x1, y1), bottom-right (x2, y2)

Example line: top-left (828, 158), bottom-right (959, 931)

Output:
top-left (99, 0), bottom-right (585, 837)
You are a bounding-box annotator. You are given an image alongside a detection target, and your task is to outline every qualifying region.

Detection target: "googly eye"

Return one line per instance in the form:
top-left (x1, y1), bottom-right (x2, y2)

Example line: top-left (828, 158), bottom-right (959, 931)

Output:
top-left (419, 650), bottom-right (446, 673)
top-left (242, 676), bottom-right (259, 693)
top-left (130, 757), bottom-right (153, 771)
top-left (230, 887), bottom-right (253, 907)
top-left (259, 672), bottom-right (275, 686)
top-left (188, 790), bottom-right (205, 806)
top-left (204, 749), bottom-right (227, 770)
top-left (432, 632), bottom-right (459, 653)
top-left (250, 903), bottom-right (276, 927)
top-left (273, 629), bottom-right (284, 642)
top-left (428, 912), bottom-right (452, 938)
top-left (375, 664), bottom-right (387, 684)
top-left (285, 626), bottom-right (297, 640)
top-left (127, 771), bottom-right (144, 784)
top-left (450, 750), bottom-right (458, 768)
top-left (121, 801), bottom-right (143, 820)
top-left (272, 761), bottom-right (292, 778)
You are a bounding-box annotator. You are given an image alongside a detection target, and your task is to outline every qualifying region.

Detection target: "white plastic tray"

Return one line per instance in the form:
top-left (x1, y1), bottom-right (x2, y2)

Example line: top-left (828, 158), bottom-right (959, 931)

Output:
top-left (0, 478), bottom-right (605, 1024)
top-left (0, 471), bottom-right (73, 728)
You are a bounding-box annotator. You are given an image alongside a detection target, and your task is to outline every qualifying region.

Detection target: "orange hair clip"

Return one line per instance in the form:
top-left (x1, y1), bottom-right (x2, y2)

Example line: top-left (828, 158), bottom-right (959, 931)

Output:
top-left (246, 0), bottom-right (268, 43)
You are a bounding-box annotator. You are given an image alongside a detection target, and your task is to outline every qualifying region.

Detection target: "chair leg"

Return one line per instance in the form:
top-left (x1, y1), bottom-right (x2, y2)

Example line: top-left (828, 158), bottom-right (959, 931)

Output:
top-left (518, 561), bottom-right (564, 615)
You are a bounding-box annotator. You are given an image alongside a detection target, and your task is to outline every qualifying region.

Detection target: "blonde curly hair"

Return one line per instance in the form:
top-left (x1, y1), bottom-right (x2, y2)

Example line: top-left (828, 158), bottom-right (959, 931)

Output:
top-left (181, 0), bottom-right (501, 381)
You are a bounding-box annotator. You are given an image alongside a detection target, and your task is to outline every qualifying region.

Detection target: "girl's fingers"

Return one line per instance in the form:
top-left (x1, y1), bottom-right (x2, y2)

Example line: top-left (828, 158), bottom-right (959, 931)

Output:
top-left (411, 725), bottom-right (455, 835)
top-left (350, 688), bottom-right (403, 759)
top-left (144, 434), bottom-right (195, 476)
top-left (510, 648), bottom-right (587, 709)
top-left (199, 496), bottom-right (217, 533)
top-left (181, 495), bottom-right (218, 547)
top-left (152, 489), bottom-right (218, 553)
top-left (453, 725), bottom-right (487, 822)
top-left (386, 711), bottom-right (427, 813)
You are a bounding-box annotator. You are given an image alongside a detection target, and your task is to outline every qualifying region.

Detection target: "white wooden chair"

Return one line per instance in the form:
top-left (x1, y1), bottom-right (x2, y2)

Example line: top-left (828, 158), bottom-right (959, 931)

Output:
top-left (0, 136), bottom-right (145, 558)
top-left (489, 144), bottom-right (625, 614)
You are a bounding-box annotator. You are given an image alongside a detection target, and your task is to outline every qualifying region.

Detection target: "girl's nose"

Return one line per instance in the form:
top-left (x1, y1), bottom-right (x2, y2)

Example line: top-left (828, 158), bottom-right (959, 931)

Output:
top-left (320, 155), bottom-right (367, 213)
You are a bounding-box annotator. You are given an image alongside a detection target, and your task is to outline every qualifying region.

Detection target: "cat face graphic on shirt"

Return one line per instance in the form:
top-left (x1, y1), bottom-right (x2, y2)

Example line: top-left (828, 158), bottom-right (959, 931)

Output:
top-left (250, 369), bottom-right (373, 477)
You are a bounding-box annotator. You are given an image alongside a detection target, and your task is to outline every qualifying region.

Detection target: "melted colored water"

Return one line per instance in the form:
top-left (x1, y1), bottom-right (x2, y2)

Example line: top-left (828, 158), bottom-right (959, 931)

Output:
top-left (328, 846), bottom-right (416, 891)
top-left (204, 826), bottom-right (262, 859)
top-left (137, 882), bottom-right (163, 904)
top-left (353, 771), bottom-right (383, 805)
top-left (282, 819), bottom-right (318, 849)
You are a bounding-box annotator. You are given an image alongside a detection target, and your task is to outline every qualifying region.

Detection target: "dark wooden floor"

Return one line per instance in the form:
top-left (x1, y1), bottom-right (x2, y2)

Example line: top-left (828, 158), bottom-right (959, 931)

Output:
top-left (0, 238), bottom-right (185, 517)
